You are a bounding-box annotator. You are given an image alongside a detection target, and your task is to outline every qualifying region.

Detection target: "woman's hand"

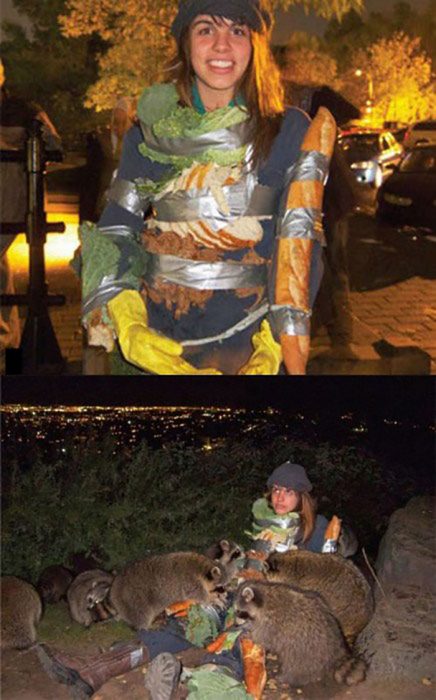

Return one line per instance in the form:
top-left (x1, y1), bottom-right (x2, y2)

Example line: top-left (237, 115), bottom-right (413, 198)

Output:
top-left (108, 290), bottom-right (222, 374)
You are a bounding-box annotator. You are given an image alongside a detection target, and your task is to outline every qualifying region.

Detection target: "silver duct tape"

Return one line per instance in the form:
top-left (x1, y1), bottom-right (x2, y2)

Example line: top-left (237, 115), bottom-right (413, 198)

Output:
top-left (154, 182), bottom-right (279, 225)
top-left (181, 302), bottom-right (269, 347)
top-left (146, 253), bottom-right (267, 291)
top-left (255, 515), bottom-right (300, 529)
top-left (107, 178), bottom-right (151, 217)
top-left (285, 150), bottom-right (330, 184)
top-left (278, 207), bottom-right (323, 241)
top-left (82, 276), bottom-right (137, 316)
top-left (269, 305), bottom-right (311, 336)
top-left (98, 225), bottom-right (138, 240)
top-left (140, 120), bottom-right (251, 157)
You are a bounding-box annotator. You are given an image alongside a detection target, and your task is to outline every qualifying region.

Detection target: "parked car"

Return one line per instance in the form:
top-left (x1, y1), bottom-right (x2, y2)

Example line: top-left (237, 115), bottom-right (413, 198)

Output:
top-left (376, 143), bottom-right (436, 231)
top-left (339, 130), bottom-right (404, 188)
top-left (403, 120), bottom-right (436, 149)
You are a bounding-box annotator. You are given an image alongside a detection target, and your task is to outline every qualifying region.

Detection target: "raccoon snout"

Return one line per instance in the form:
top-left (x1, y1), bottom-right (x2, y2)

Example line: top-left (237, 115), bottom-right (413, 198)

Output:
top-left (234, 609), bottom-right (252, 626)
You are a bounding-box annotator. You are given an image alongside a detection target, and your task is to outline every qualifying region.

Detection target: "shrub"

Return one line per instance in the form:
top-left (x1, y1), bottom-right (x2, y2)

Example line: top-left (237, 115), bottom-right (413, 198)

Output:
top-left (1, 436), bottom-right (415, 582)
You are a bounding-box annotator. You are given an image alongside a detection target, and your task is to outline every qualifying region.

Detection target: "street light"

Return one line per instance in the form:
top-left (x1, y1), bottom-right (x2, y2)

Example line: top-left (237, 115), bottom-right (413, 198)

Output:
top-left (355, 69), bottom-right (375, 122)
top-left (355, 68), bottom-right (374, 103)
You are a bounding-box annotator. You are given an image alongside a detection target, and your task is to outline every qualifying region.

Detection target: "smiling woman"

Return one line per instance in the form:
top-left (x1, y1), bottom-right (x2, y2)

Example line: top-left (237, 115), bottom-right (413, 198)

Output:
top-left (77, 0), bottom-right (336, 375)
top-left (189, 16), bottom-right (253, 111)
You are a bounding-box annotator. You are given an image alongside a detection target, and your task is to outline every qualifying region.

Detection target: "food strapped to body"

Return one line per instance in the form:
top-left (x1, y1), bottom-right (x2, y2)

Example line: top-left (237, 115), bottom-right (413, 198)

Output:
top-left (78, 83), bottom-right (336, 374)
top-left (242, 498), bottom-right (301, 575)
top-left (322, 514), bottom-right (342, 553)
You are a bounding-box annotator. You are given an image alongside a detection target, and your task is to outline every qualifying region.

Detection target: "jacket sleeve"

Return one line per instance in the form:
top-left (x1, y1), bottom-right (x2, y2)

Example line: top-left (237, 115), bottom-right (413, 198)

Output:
top-left (269, 107), bottom-right (336, 339)
top-left (301, 514), bottom-right (329, 553)
top-left (98, 123), bottom-right (154, 232)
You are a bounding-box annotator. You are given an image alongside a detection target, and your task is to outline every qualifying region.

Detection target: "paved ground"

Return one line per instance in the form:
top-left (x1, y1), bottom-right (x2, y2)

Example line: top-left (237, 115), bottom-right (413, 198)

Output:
top-left (4, 194), bottom-right (436, 375)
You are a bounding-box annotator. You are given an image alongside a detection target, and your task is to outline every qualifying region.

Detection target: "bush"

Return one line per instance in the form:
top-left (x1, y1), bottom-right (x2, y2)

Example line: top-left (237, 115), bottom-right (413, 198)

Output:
top-left (1, 436), bottom-right (415, 582)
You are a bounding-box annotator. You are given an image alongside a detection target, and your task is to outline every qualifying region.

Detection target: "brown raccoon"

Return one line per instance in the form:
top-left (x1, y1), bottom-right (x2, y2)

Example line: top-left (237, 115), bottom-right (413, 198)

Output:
top-left (234, 579), bottom-right (366, 687)
top-left (67, 569), bottom-right (114, 627)
top-left (1, 576), bottom-right (42, 649)
top-left (266, 550), bottom-right (374, 644)
top-left (109, 551), bottom-right (229, 629)
top-left (37, 565), bottom-right (74, 604)
top-left (204, 539), bottom-right (244, 581)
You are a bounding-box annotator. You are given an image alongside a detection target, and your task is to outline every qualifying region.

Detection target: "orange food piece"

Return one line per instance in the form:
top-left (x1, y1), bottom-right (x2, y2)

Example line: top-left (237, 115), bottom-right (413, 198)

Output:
top-left (165, 599), bottom-right (196, 617)
top-left (324, 515), bottom-right (341, 542)
top-left (206, 631), bottom-right (229, 653)
top-left (241, 637), bottom-right (267, 700)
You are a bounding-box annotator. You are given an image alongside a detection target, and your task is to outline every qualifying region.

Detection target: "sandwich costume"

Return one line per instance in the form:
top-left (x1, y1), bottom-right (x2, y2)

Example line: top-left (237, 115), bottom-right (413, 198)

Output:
top-left (78, 0), bottom-right (336, 374)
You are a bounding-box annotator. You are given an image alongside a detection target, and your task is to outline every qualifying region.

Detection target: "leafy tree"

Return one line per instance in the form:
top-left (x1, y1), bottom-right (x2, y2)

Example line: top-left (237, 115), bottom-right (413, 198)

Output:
top-left (0, 0), bottom-right (105, 146)
top-left (59, 0), bottom-right (363, 111)
top-left (281, 32), bottom-right (339, 89)
top-left (325, 1), bottom-right (436, 69)
top-left (341, 33), bottom-right (434, 125)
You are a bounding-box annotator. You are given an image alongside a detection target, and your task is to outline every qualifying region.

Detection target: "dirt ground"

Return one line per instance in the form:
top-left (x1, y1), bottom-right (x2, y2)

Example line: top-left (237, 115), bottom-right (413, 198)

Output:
top-left (1, 603), bottom-right (434, 700)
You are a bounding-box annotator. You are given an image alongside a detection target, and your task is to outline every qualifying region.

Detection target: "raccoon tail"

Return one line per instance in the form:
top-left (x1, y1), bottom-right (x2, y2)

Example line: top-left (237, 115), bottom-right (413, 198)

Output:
top-left (334, 656), bottom-right (366, 685)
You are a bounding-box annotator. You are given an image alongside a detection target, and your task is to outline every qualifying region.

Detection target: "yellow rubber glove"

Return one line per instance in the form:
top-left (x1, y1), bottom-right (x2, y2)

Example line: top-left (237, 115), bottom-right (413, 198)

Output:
top-left (107, 290), bottom-right (222, 375)
top-left (238, 319), bottom-right (282, 375)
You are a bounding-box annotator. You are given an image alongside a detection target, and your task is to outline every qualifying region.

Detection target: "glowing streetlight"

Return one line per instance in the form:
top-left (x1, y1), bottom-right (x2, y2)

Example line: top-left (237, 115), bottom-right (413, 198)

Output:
top-left (354, 68), bottom-right (374, 103)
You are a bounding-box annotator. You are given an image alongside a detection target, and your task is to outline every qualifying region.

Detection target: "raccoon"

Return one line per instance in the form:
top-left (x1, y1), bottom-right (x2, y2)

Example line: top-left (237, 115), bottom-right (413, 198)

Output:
top-left (204, 539), bottom-right (244, 581)
top-left (266, 550), bottom-right (374, 644)
top-left (67, 569), bottom-right (114, 627)
top-left (234, 580), bottom-right (366, 687)
top-left (109, 551), bottom-right (229, 629)
top-left (37, 565), bottom-right (74, 604)
top-left (1, 576), bottom-right (43, 649)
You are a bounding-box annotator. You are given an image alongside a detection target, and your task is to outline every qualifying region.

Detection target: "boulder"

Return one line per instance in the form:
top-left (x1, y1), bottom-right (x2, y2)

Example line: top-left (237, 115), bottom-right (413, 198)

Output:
top-left (357, 496), bottom-right (435, 682)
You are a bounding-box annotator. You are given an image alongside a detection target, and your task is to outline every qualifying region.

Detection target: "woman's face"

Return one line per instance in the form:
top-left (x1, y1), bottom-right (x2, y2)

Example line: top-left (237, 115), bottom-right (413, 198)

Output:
top-left (271, 485), bottom-right (300, 515)
top-left (189, 15), bottom-right (252, 109)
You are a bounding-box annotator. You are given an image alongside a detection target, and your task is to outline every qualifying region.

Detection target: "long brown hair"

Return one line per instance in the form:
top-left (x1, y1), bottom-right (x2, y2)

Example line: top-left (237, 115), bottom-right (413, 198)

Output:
top-left (166, 14), bottom-right (284, 166)
top-left (266, 489), bottom-right (317, 543)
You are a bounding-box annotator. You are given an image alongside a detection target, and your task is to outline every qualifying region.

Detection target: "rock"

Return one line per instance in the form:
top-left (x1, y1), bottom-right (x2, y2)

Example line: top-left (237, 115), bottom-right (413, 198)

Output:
top-left (357, 496), bottom-right (435, 682)
top-left (376, 496), bottom-right (435, 593)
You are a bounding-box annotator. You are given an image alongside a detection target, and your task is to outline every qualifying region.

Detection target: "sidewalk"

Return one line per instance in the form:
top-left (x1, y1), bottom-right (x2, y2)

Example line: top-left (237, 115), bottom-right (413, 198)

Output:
top-left (310, 277), bottom-right (435, 374)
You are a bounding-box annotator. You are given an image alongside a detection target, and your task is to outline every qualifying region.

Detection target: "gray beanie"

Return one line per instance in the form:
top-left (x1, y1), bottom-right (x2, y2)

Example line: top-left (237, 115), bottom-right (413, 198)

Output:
top-left (171, 0), bottom-right (272, 43)
top-left (267, 462), bottom-right (312, 492)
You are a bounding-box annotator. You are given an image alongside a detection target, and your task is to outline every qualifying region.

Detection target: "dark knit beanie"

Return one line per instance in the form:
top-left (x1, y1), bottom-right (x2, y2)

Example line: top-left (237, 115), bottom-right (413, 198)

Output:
top-left (266, 462), bottom-right (313, 492)
top-left (171, 0), bottom-right (272, 42)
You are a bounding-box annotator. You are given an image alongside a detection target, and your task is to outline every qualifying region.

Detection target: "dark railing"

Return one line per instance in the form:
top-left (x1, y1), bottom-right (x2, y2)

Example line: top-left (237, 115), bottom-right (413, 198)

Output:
top-left (1, 119), bottom-right (66, 374)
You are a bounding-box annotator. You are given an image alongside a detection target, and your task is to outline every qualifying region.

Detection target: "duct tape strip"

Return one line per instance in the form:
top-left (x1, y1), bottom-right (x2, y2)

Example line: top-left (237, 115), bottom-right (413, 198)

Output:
top-left (82, 276), bottom-right (138, 316)
top-left (140, 120), bottom-right (251, 157)
top-left (107, 178), bottom-right (151, 217)
top-left (269, 305), bottom-right (311, 336)
top-left (146, 253), bottom-right (267, 291)
top-left (278, 207), bottom-right (324, 242)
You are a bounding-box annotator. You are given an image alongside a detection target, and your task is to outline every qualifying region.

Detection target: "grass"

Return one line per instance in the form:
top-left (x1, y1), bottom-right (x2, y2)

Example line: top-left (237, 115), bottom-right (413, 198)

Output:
top-left (38, 602), bottom-right (135, 650)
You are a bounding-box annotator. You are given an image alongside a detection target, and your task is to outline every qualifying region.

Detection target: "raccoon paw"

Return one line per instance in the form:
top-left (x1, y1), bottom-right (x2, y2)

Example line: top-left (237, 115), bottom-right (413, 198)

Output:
top-left (334, 657), bottom-right (366, 685)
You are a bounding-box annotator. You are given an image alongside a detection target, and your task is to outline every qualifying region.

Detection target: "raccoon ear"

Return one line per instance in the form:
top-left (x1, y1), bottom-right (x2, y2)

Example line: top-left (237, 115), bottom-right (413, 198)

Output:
top-left (219, 539), bottom-right (230, 552)
top-left (209, 565), bottom-right (222, 581)
top-left (241, 586), bottom-right (255, 602)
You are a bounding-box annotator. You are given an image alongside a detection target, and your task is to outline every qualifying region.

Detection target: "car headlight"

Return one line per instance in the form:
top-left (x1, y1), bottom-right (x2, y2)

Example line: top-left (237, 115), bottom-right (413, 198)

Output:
top-left (351, 161), bottom-right (375, 170)
top-left (383, 193), bottom-right (412, 206)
